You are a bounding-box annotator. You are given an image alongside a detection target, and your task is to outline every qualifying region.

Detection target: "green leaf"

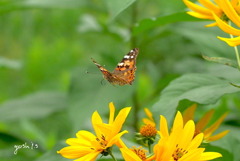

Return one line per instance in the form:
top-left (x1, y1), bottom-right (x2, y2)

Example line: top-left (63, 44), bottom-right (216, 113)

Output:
top-left (210, 126), bottom-right (240, 161)
top-left (103, 0), bottom-right (136, 21)
top-left (0, 91), bottom-right (67, 121)
top-left (133, 12), bottom-right (202, 35)
top-left (152, 73), bottom-right (240, 121)
top-left (202, 55), bottom-right (238, 69)
top-left (205, 144), bottom-right (233, 161)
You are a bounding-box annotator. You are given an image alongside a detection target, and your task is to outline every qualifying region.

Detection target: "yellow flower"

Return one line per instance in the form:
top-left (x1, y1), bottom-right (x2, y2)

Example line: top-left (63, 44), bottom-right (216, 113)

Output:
top-left (148, 111), bottom-right (222, 161)
top-left (137, 108), bottom-right (157, 146)
top-left (183, 0), bottom-right (240, 46)
top-left (213, 0), bottom-right (240, 46)
top-left (213, 1), bottom-right (240, 46)
top-left (183, 104), bottom-right (229, 143)
top-left (57, 102), bottom-right (131, 161)
top-left (120, 146), bottom-right (148, 161)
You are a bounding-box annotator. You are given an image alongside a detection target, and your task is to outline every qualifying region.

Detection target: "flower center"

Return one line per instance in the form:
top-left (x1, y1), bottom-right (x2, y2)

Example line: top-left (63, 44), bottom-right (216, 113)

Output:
top-left (172, 144), bottom-right (188, 161)
top-left (96, 135), bottom-right (108, 149)
top-left (131, 146), bottom-right (147, 161)
top-left (140, 124), bottom-right (157, 137)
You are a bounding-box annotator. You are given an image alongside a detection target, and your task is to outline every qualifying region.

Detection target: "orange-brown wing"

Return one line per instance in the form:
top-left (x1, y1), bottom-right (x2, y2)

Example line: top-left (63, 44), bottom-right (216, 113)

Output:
top-left (112, 48), bottom-right (139, 85)
top-left (91, 57), bottom-right (123, 85)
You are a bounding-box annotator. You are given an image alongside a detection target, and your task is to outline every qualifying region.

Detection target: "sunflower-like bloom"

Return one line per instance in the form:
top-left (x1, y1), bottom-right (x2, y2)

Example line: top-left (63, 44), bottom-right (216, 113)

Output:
top-left (57, 102), bottom-right (131, 161)
top-left (183, 0), bottom-right (240, 46)
top-left (213, 0), bottom-right (240, 46)
top-left (183, 104), bottom-right (229, 143)
top-left (148, 111), bottom-right (222, 161)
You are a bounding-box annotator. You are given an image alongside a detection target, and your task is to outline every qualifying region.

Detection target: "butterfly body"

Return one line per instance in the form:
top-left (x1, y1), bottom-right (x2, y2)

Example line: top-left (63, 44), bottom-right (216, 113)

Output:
top-left (91, 48), bottom-right (139, 86)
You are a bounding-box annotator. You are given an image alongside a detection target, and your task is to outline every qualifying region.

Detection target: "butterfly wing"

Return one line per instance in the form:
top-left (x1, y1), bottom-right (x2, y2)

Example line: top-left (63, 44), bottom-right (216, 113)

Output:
top-left (91, 58), bottom-right (113, 80)
top-left (112, 48), bottom-right (139, 85)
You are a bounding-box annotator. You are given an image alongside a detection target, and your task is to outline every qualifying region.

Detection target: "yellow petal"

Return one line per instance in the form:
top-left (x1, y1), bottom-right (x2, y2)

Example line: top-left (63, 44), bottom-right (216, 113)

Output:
top-left (144, 108), bottom-right (154, 120)
top-left (76, 130), bottom-right (96, 141)
top-left (57, 146), bottom-right (97, 159)
top-left (187, 133), bottom-right (204, 150)
top-left (94, 123), bottom-right (113, 138)
top-left (107, 130), bottom-right (128, 148)
top-left (213, 13), bottom-right (240, 36)
top-left (186, 11), bottom-right (214, 19)
top-left (218, 36), bottom-right (240, 46)
top-left (183, 104), bottom-right (197, 124)
top-left (200, 152), bottom-right (222, 160)
top-left (109, 102), bottom-right (115, 124)
top-left (120, 148), bottom-right (142, 161)
top-left (204, 113), bottom-right (228, 138)
top-left (179, 120), bottom-right (195, 149)
top-left (142, 118), bottom-right (155, 126)
top-left (198, 0), bottom-right (221, 15)
top-left (179, 148), bottom-right (204, 161)
top-left (160, 115), bottom-right (169, 137)
top-left (231, 0), bottom-right (239, 7)
top-left (196, 109), bottom-right (214, 131)
top-left (214, 0), bottom-right (240, 27)
top-left (66, 138), bottom-right (92, 147)
top-left (205, 130), bottom-right (229, 142)
top-left (65, 131), bottom-right (96, 146)
top-left (92, 111), bottom-right (103, 137)
top-left (74, 151), bottom-right (100, 161)
top-left (112, 107), bottom-right (131, 133)
top-left (205, 22), bottom-right (218, 27)
top-left (183, 0), bottom-right (213, 17)
top-left (172, 111), bottom-right (184, 133)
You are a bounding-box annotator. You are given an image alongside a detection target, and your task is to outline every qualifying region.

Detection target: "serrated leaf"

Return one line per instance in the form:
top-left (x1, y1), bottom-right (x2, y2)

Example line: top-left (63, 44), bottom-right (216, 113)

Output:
top-left (152, 74), bottom-right (240, 121)
top-left (133, 12), bottom-right (203, 35)
top-left (103, 0), bottom-right (136, 21)
top-left (0, 91), bottom-right (67, 121)
top-left (202, 55), bottom-right (238, 69)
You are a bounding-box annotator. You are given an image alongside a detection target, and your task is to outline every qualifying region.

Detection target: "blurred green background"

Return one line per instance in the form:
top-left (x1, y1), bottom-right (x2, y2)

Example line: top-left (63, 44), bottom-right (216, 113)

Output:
top-left (0, 0), bottom-right (240, 161)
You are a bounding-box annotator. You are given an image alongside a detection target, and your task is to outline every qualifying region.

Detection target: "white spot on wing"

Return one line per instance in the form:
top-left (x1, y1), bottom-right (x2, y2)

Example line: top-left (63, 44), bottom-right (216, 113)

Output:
top-left (118, 62), bottom-right (124, 66)
top-left (124, 55), bottom-right (130, 59)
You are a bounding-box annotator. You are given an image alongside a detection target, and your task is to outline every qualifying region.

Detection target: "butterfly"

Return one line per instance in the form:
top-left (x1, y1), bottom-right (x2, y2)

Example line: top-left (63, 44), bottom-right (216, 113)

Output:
top-left (91, 48), bottom-right (139, 85)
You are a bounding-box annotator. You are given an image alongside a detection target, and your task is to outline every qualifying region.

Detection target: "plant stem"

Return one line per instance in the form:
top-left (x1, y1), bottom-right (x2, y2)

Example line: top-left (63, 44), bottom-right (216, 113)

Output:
top-left (109, 150), bottom-right (117, 161)
top-left (230, 34), bottom-right (240, 70)
top-left (148, 141), bottom-right (152, 153)
top-left (228, 21), bottom-right (240, 70)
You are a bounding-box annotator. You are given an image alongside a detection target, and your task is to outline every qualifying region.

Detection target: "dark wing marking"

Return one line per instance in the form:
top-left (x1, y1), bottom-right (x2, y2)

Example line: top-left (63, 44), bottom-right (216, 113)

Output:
top-left (112, 48), bottom-right (139, 84)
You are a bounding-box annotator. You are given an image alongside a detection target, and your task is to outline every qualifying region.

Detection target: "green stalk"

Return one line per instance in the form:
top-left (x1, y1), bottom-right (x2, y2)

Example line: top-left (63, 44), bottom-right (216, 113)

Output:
top-left (109, 150), bottom-right (117, 161)
top-left (228, 21), bottom-right (240, 70)
top-left (230, 34), bottom-right (240, 70)
top-left (148, 140), bottom-right (152, 153)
